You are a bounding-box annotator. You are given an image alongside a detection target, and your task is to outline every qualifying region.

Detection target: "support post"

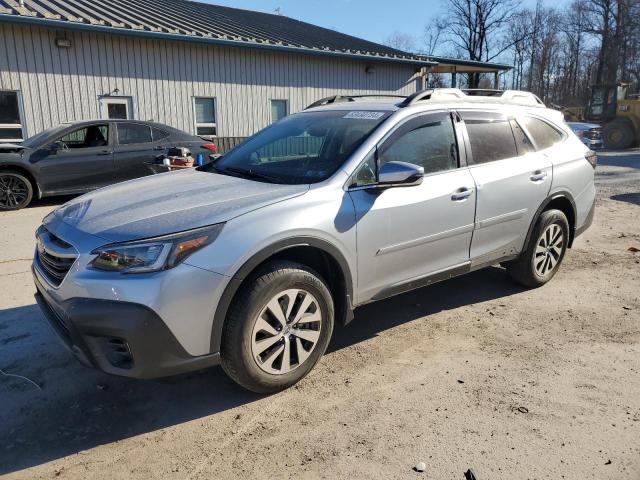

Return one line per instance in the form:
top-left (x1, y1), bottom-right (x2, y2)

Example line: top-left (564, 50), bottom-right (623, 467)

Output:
top-left (494, 71), bottom-right (499, 89)
top-left (451, 71), bottom-right (457, 88)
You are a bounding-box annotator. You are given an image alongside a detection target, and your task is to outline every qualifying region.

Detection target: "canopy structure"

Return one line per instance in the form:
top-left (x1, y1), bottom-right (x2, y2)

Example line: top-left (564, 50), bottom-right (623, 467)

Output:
top-left (419, 56), bottom-right (513, 88)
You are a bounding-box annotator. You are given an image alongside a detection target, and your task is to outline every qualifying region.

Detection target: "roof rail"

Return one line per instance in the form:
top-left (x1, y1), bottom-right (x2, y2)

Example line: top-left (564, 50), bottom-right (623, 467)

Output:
top-left (304, 94), bottom-right (407, 110)
top-left (400, 88), bottom-right (545, 108)
top-left (462, 88), bottom-right (504, 96)
top-left (306, 88), bottom-right (546, 111)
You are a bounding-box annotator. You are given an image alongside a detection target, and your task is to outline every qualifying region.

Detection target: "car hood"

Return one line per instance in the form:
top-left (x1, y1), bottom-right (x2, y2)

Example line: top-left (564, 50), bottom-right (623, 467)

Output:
top-left (53, 169), bottom-right (309, 242)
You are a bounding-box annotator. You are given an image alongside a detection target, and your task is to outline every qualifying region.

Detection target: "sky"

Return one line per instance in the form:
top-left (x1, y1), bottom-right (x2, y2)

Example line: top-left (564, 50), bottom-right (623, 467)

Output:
top-left (203, 0), bottom-right (571, 50)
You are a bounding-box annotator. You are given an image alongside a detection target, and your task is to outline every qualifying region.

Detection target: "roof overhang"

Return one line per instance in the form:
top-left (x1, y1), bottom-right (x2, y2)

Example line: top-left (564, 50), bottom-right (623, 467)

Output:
top-left (420, 56), bottom-right (512, 73)
top-left (0, 14), bottom-right (437, 68)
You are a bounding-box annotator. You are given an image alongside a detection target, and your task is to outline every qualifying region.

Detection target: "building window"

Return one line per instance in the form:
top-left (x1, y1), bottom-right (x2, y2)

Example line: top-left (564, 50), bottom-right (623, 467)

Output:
top-left (99, 96), bottom-right (132, 120)
top-left (0, 91), bottom-right (24, 142)
top-left (271, 100), bottom-right (288, 123)
top-left (193, 97), bottom-right (217, 137)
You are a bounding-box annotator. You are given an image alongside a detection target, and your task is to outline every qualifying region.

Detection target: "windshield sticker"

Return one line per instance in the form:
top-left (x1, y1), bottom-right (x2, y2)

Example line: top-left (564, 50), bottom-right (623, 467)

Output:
top-left (343, 111), bottom-right (386, 120)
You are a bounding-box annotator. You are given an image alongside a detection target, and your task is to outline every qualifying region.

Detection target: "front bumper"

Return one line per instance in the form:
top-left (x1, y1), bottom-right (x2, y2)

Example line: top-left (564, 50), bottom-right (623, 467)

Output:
top-left (33, 268), bottom-right (220, 379)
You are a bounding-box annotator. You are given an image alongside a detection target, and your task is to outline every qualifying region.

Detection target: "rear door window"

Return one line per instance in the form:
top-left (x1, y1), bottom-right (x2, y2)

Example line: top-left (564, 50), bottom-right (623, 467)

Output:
top-left (464, 119), bottom-right (517, 165)
top-left (510, 119), bottom-right (535, 155)
top-left (521, 117), bottom-right (564, 150)
top-left (117, 123), bottom-right (152, 145)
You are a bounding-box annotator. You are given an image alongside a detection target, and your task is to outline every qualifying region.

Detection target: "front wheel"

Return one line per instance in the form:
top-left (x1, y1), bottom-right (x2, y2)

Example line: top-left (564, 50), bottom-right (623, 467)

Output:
top-left (220, 261), bottom-right (334, 393)
top-left (0, 171), bottom-right (33, 210)
top-left (506, 209), bottom-right (569, 288)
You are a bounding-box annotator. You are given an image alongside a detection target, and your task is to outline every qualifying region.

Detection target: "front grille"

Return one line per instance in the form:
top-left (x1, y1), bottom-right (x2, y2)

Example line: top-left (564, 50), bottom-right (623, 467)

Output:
top-left (35, 226), bottom-right (77, 287)
top-left (586, 129), bottom-right (602, 140)
top-left (37, 250), bottom-right (76, 286)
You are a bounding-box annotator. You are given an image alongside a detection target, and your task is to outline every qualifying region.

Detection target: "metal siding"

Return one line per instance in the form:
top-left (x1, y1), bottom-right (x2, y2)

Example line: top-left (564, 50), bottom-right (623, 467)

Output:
top-left (0, 23), bottom-right (419, 138)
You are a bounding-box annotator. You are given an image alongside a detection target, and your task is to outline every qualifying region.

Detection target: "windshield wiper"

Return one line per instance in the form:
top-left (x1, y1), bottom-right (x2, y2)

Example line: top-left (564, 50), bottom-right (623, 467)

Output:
top-left (221, 166), bottom-right (283, 183)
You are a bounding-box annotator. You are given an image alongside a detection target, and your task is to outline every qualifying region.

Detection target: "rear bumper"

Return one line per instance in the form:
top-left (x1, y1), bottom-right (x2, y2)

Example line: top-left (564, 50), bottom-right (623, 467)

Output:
top-left (575, 196), bottom-right (595, 239)
top-left (33, 269), bottom-right (219, 379)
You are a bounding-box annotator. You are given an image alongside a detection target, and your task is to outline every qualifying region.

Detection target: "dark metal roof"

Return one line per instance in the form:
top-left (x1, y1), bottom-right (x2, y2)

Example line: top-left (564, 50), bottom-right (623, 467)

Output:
top-left (0, 0), bottom-right (435, 66)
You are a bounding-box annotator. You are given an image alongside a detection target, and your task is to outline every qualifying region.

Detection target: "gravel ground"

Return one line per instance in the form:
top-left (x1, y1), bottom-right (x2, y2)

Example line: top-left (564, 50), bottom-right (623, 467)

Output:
top-left (1, 150), bottom-right (639, 480)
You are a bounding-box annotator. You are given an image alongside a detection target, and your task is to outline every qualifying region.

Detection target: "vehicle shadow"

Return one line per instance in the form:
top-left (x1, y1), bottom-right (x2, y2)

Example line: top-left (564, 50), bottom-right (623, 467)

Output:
top-left (610, 192), bottom-right (640, 206)
top-left (597, 150), bottom-right (640, 169)
top-left (329, 266), bottom-right (524, 352)
top-left (0, 266), bottom-right (522, 475)
top-left (27, 195), bottom-right (77, 208)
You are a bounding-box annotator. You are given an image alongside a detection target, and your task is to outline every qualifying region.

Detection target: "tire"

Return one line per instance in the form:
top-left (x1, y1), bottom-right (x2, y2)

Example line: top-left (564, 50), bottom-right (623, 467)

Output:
top-left (220, 261), bottom-right (334, 393)
top-left (0, 170), bottom-right (33, 211)
top-left (506, 209), bottom-right (569, 288)
top-left (602, 119), bottom-right (635, 150)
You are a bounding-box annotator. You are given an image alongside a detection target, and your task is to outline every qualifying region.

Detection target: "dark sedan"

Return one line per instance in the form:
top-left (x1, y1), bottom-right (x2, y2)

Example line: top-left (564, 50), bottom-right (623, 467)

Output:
top-left (0, 120), bottom-right (217, 210)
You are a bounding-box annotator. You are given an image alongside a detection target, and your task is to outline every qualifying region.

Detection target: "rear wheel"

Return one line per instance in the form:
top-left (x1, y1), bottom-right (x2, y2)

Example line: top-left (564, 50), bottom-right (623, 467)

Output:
top-left (221, 261), bottom-right (334, 393)
top-left (506, 209), bottom-right (569, 288)
top-left (0, 171), bottom-right (33, 210)
top-left (602, 119), bottom-right (635, 150)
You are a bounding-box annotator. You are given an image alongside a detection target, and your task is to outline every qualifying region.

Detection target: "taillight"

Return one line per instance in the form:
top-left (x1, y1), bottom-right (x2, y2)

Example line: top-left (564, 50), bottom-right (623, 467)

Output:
top-left (585, 150), bottom-right (597, 169)
top-left (201, 143), bottom-right (217, 152)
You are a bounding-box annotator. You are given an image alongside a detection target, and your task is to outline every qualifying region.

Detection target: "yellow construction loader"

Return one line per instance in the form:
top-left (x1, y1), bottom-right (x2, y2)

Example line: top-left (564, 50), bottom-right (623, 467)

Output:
top-left (585, 83), bottom-right (640, 149)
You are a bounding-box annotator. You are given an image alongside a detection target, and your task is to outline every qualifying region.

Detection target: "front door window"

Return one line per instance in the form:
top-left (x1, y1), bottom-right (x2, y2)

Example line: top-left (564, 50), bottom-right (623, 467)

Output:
top-left (57, 125), bottom-right (109, 149)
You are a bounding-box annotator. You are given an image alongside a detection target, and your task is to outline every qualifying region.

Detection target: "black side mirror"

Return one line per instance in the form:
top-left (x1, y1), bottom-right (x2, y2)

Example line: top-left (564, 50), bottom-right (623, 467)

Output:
top-left (50, 141), bottom-right (66, 153)
top-left (378, 161), bottom-right (424, 187)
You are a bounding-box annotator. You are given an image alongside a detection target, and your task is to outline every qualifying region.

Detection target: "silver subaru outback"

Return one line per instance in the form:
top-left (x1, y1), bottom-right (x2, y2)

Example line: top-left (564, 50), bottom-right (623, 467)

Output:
top-left (32, 89), bottom-right (596, 393)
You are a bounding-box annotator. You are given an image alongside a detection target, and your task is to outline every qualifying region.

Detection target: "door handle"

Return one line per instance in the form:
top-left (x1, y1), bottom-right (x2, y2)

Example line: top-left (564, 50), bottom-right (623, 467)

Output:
top-left (530, 170), bottom-right (548, 182)
top-left (97, 150), bottom-right (112, 156)
top-left (451, 187), bottom-right (474, 201)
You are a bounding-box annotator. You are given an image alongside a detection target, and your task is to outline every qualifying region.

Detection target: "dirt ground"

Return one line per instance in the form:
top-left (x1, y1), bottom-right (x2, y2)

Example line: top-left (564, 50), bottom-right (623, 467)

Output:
top-left (1, 151), bottom-right (639, 480)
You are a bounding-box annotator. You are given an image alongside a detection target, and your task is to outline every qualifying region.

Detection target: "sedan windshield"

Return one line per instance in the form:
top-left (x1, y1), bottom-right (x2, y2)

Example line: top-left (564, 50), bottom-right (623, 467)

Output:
top-left (22, 124), bottom-right (68, 147)
top-left (205, 110), bottom-right (391, 184)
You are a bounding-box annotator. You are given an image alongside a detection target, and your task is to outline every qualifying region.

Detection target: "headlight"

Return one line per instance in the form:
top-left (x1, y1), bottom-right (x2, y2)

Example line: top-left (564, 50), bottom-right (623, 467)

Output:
top-left (90, 224), bottom-right (224, 273)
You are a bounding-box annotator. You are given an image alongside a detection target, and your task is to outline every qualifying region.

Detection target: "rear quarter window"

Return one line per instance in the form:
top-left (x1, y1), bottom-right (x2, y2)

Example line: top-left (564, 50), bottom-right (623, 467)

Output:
top-left (521, 117), bottom-right (564, 150)
top-left (465, 119), bottom-right (518, 165)
top-left (151, 127), bottom-right (170, 141)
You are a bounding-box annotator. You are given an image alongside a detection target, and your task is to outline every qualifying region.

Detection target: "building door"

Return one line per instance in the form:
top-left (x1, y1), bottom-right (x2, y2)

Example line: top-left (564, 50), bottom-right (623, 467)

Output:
top-left (100, 96), bottom-right (133, 120)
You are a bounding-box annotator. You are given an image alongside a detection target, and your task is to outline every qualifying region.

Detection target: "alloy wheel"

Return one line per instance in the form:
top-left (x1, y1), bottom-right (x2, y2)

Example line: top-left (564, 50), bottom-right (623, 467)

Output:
top-left (534, 223), bottom-right (564, 277)
top-left (250, 288), bottom-right (322, 375)
top-left (0, 175), bottom-right (29, 209)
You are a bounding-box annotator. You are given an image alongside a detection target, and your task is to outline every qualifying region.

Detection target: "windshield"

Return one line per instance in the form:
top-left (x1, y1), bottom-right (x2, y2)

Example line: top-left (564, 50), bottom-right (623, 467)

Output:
top-left (205, 110), bottom-right (391, 184)
top-left (22, 124), bottom-right (68, 147)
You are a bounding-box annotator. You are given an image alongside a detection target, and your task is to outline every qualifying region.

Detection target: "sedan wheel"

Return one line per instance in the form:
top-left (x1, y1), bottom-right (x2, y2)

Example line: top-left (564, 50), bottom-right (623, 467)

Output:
top-left (0, 172), bottom-right (33, 210)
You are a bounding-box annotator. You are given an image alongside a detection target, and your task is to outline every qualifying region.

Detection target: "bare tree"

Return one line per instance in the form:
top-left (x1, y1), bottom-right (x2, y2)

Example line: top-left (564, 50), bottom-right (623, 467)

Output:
top-left (436, 0), bottom-right (518, 86)
top-left (422, 17), bottom-right (447, 55)
top-left (383, 31), bottom-right (417, 52)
